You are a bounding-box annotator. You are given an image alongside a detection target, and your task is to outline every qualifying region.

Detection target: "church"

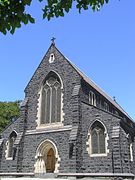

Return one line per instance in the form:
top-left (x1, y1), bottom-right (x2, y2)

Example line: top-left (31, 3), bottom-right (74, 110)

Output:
top-left (0, 41), bottom-right (135, 179)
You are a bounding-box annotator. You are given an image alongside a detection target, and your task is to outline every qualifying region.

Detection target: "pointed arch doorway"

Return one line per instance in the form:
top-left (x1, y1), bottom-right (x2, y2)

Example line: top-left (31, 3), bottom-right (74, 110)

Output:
top-left (34, 140), bottom-right (59, 174)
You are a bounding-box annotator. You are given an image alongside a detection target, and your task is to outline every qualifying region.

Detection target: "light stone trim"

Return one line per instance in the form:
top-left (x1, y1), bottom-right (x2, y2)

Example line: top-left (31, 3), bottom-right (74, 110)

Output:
top-left (49, 53), bottom-right (55, 63)
top-left (5, 130), bottom-right (18, 160)
top-left (90, 153), bottom-right (108, 157)
top-left (5, 141), bottom-right (8, 159)
top-left (58, 172), bottom-right (135, 177)
top-left (36, 87), bottom-right (42, 127)
top-left (26, 125), bottom-right (72, 135)
top-left (34, 139), bottom-right (60, 174)
top-left (130, 142), bottom-right (133, 162)
top-left (128, 135), bottom-right (134, 162)
top-left (0, 138), bottom-right (4, 146)
top-left (0, 172), bottom-right (34, 176)
top-left (112, 126), bottom-right (120, 138)
top-left (5, 157), bottom-right (13, 160)
top-left (86, 120), bottom-right (109, 157)
top-left (36, 71), bottom-right (64, 128)
top-left (14, 132), bottom-right (23, 145)
top-left (5, 141), bottom-right (13, 160)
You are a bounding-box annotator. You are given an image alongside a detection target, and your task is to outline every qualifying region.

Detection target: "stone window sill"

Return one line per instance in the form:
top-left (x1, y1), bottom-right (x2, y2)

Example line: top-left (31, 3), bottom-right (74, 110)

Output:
top-left (6, 157), bottom-right (13, 160)
top-left (90, 153), bottom-right (107, 157)
top-left (36, 122), bottom-right (63, 129)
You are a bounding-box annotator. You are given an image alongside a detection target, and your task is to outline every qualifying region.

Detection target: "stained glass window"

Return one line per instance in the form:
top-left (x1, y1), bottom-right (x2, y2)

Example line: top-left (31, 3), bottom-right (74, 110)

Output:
top-left (41, 73), bottom-right (61, 124)
top-left (91, 121), bottom-right (106, 154)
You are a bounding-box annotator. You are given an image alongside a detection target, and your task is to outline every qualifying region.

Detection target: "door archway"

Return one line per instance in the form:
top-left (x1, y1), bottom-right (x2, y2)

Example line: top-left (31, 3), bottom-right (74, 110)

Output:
top-left (34, 139), bottom-right (59, 174)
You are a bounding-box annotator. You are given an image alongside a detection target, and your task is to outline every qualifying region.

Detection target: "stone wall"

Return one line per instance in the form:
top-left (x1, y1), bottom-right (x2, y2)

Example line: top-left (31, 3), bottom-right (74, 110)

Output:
top-left (24, 44), bottom-right (81, 130)
top-left (21, 130), bottom-right (71, 173)
top-left (81, 102), bottom-right (122, 173)
top-left (0, 44), bottom-right (134, 180)
top-left (0, 118), bottom-right (23, 172)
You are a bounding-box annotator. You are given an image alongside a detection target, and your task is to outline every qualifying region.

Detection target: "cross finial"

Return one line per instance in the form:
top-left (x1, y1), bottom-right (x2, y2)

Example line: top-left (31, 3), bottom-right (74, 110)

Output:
top-left (51, 37), bottom-right (56, 45)
top-left (113, 96), bottom-right (116, 102)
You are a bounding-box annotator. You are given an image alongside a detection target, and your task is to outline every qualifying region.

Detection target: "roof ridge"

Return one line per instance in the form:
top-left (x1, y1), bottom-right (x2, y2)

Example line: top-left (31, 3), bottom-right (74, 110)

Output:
top-left (24, 44), bottom-right (134, 122)
top-left (64, 56), bottom-right (133, 122)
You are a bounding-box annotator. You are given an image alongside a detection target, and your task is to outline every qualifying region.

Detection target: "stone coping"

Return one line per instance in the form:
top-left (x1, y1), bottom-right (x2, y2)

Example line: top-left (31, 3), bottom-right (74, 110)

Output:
top-left (0, 179), bottom-right (67, 180)
top-left (0, 172), bottom-right (134, 178)
top-left (0, 173), bottom-right (34, 176)
top-left (58, 173), bottom-right (135, 177)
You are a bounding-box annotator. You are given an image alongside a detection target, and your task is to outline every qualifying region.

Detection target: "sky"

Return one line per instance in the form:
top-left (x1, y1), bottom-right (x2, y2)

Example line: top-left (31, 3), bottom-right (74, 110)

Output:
top-left (0, 0), bottom-right (135, 120)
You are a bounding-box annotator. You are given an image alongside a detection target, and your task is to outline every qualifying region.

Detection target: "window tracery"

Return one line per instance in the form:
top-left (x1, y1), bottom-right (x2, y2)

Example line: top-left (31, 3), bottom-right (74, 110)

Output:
top-left (40, 73), bottom-right (61, 125)
top-left (91, 121), bottom-right (106, 154)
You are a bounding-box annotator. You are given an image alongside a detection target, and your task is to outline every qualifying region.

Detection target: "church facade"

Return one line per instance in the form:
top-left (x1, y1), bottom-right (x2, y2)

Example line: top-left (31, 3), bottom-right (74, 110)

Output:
top-left (0, 43), bottom-right (135, 179)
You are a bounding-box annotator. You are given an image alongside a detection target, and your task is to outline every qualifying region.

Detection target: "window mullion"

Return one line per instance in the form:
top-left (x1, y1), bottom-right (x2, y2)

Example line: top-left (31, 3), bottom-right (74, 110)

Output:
top-left (92, 93), bottom-right (94, 105)
top-left (50, 86), bottom-right (52, 123)
top-left (97, 131), bottom-right (100, 154)
top-left (55, 86), bottom-right (57, 123)
top-left (44, 89), bottom-right (47, 124)
top-left (40, 75), bottom-right (61, 125)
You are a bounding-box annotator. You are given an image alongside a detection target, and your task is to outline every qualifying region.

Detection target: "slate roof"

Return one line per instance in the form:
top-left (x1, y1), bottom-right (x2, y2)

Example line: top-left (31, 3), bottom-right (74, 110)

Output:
top-left (65, 56), bottom-right (134, 122)
top-left (24, 43), bottom-right (134, 122)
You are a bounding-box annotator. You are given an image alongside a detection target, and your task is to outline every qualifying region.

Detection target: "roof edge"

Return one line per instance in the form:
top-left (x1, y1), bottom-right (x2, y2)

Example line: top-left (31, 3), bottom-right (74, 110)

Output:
top-left (24, 43), bottom-right (134, 122)
top-left (24, 43), bottom-right (55, 93)
top-left (63, 56), bottom-right (134, 122)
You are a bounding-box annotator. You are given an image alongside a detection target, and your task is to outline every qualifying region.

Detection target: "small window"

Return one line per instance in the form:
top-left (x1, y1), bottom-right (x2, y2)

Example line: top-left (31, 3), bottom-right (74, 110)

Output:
top-left (6, 131), bottom-right (17, 159)
top-left (96, 95), bottom-right (101, 108)
top-left (49, 53), bottom-right (55, 63)
top-left (69, 143), bottom-right (74, 159)
top-left (115, 110), bottom-right (119, 116)
top-left (89, 91), bottom-right (96, 106)
top-left (91, 121), bottom-right (106, 155)
top-left (104, 102), bottom-right (109, 111)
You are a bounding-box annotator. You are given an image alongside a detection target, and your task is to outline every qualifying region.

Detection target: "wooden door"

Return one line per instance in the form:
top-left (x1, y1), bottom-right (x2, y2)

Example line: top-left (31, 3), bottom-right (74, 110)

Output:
top-left (46, 148), bottom-right (55, 173)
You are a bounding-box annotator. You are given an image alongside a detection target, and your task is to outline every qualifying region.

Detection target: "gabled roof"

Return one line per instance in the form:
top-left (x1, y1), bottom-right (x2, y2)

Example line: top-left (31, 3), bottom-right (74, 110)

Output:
top-left (25, 43), bottom-right (134, 122)
top-left (64, 56), bottom-right (134, 122)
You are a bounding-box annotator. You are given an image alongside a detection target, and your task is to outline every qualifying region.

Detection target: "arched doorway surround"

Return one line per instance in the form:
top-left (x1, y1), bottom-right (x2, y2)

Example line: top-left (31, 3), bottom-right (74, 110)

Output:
top-left (34, 139), bottom-right (60, 173)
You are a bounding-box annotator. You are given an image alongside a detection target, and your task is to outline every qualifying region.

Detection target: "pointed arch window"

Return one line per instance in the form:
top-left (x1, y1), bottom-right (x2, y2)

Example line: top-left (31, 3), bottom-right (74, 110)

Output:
top-left (6, 131), bottom-right (17, 159)
top-left (91, 121), bottom-right (106, 155)
top-left (40, 73), bottom-right (61, 124)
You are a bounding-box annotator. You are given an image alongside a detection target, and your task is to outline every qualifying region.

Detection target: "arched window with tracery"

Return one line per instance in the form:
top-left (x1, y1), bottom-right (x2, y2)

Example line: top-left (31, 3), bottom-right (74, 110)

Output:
top-left (40, 72), bottom-right (62, 124)
top-left (6, 131), bottom-right (17, 159)
top-left (90, 121), bottom-right (106, 154)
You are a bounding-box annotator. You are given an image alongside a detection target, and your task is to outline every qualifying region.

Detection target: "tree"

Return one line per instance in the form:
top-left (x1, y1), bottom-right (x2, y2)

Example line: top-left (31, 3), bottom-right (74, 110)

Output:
top-left (0, 101), bottom-right (20, 132)
top-left (0, 0), bottom-right (109, 35)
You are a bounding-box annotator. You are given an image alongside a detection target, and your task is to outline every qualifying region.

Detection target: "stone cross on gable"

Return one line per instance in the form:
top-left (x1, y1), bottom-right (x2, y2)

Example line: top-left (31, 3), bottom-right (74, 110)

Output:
top-left (51, 37), bottom-right (56, 45)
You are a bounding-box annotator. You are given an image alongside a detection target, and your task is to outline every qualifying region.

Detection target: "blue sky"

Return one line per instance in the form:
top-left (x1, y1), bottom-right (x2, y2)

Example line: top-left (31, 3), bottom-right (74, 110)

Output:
top-left (0, 0), bottom-right (135, 120)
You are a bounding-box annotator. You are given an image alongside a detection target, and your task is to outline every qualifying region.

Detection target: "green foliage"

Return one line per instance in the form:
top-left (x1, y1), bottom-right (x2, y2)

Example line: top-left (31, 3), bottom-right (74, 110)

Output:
top-left (42, 0), bottom-right (109, 21)
top-left (0, 0), bottom-right (109, 35)
top-left (0, 0), bottom-right (34, 34)
top-left (0, 101), bottom-right (20, 132)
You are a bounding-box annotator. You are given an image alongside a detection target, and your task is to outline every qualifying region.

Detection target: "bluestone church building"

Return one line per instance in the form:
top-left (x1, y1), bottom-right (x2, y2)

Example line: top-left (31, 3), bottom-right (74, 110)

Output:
top-left (0, 41), bottom-right (135, 179)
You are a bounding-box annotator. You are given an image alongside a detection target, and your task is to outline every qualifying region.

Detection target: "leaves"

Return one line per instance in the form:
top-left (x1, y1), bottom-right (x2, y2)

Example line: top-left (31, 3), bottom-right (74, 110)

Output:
top-left (42, 0), bottom-right (109, 20)
top-left (0, 101), bottom-right (20, 132)
top-left (42, 0), bottom-right (73, 20)
top-left (27, 14), bottom-right (35, 23)
top-left (0, 0), bottom-right (33, 34)
top-left (0, 0), bottom-right (109, 35)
